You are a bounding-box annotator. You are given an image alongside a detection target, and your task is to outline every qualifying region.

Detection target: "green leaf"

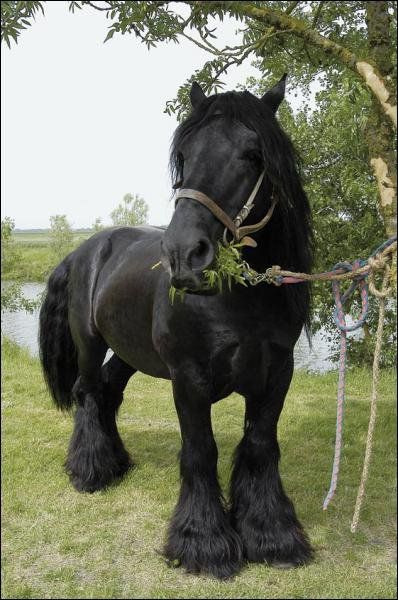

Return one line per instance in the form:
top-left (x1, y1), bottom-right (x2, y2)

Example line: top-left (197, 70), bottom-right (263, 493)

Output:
top-left (104, 28), bottom-right (115, 43)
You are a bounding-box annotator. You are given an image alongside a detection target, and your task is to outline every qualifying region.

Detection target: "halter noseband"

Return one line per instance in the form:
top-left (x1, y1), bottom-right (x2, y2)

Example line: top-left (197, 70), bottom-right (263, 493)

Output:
top-left (174, 170), bottom-right (277, 248)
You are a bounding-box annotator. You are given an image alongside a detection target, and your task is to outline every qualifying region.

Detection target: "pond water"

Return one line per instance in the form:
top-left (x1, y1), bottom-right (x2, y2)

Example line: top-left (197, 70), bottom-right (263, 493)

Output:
top-left (2, 282), bottom-right (337, 373)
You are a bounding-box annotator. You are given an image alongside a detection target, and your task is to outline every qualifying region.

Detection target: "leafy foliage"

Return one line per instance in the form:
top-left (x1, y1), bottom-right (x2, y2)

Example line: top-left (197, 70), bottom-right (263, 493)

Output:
top-left (168, 284), bottom-right (186, 305)
top-left (49, 214), bottom-right (74, 263)
top-left (1, 216), bottom-right (20, 269)
top-left (1, 0), bottom-right (44, 47)
top-left (92, 217), bottom-right (104, 232)
top-left (203, 242), bottom-right (248, 292)
top-left (1, 281), bottom-right (41, 312)
top-left (110, 193), bottom-right (149, 227)
top-left (1, 2), bottom-right (396, 114)
top-left (1, 217), bottom-right (40, 312)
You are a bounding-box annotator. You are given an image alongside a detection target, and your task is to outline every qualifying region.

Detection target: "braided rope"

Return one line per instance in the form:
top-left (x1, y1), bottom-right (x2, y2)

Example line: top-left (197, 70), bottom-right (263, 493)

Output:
top-left (322, 262), bottom-right (369, 511)
top-left (320, 247), bottom-right (394, 518)
top-left (350, 263), bottom-right (392, 532)
top-left (323, 325), bottom-right (347, 511)
top-left (265, 239), bottom-right (396, 286)
top-left (242, 239), bottom-right (396, 288)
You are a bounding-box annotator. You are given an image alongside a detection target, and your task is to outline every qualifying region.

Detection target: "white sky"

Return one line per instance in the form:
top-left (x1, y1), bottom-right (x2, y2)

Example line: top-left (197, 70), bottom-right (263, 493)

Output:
top-left (1, 1), bottom-right (303, 229)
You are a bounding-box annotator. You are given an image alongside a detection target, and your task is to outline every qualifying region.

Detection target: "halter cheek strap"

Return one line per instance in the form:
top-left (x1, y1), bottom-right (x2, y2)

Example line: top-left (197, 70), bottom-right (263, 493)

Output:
top-left (174, 170), bottom-right (277, 248)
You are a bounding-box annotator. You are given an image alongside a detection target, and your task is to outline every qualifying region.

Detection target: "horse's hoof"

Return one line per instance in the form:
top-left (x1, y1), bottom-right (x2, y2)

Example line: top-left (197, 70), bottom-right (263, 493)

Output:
top-left (69, 475), bottom-right (107, 493)
top-left (163, 522), bottom-right (244, 579)
top-left (67, 458), bottom-right (134, 493)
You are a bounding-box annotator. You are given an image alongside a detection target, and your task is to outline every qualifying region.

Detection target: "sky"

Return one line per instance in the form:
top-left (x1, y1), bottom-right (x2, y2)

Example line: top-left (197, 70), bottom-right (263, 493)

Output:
top-left (1, 1), bottom-right (303, 230)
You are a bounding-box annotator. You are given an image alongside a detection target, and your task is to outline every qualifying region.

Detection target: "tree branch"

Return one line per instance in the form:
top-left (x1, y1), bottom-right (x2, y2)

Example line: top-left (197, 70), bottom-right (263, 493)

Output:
top-left (196, 1), bottom-right (396, 128)
top-left (80, 1), bottom-right (112, 12)
top-left (180, 31), bottom-right (220, 55)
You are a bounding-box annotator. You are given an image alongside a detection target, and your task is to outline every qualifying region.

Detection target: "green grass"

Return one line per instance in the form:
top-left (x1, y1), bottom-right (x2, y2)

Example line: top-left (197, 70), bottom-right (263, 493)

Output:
top-left (2, 338), bottom-right (396, 598)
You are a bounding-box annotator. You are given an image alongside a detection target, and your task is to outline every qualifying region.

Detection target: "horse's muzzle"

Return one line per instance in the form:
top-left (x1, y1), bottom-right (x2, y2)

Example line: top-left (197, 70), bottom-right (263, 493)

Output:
top-left (170, 272), bottom-right (202, 292)
top-left (161, 234), bottom-right (215, 292)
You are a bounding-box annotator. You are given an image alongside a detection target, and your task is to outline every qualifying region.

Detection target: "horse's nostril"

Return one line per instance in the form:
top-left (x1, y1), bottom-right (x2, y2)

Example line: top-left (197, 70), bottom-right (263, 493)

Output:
top-left (189, 239), bottom-right (213, 270)
top-left (194, 241), bottom-right (207, 258)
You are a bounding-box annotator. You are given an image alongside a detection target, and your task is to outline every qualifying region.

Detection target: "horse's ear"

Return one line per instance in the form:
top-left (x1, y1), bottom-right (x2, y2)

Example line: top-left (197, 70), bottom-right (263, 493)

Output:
top-left (261, 73), bottom-right (287, 113)
top-left (190, 82), bottom-right (206, 109)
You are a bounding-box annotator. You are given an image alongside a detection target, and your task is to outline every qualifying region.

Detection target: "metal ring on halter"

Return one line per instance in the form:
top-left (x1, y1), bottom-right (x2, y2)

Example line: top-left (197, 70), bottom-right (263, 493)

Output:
top-left (223, 227), bottom-right (236, 246)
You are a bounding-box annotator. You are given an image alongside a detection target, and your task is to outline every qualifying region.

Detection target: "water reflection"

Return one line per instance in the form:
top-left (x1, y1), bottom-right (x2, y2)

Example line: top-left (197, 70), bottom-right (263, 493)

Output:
top-left (1, 282), bottom-right (44, 357)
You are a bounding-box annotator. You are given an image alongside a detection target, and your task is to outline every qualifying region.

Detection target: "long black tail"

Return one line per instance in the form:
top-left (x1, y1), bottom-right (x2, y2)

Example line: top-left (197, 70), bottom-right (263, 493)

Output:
top-left (39, 258), bottom-right (78, 411)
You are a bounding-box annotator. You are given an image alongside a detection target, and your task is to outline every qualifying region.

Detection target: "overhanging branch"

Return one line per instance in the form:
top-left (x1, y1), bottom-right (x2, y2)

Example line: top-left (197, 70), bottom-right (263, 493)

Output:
top-left (194, 1), bottom-right (396, 129)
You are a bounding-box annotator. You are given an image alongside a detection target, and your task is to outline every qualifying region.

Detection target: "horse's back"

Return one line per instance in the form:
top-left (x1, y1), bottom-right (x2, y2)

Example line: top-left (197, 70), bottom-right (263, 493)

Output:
top-left (79, 224), bottom-right (165, 252)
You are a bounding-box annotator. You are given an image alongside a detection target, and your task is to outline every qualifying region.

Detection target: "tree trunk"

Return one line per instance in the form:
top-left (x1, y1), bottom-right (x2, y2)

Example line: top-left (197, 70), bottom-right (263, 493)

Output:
top-left (365, 2), bottom-right (397, 240)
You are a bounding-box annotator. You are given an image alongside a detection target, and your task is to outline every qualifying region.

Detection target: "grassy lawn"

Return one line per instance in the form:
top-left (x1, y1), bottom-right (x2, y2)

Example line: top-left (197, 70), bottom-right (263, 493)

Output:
top-left (2, 338), bottom-right (396, 599)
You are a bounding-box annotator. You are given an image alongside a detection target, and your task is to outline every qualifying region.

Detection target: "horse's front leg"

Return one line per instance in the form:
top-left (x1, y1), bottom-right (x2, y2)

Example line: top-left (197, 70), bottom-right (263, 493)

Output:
top-left (163, 364), bottom-right (243, 579)
top-left (231, 352), bottom-right (314, 567)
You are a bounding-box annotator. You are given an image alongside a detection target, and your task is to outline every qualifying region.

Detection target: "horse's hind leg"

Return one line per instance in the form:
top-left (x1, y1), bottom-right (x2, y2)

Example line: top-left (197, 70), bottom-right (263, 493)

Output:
top-left (100, 352), bottom-right (136, 476)
top-left (66, 340), bottom-right (136, 493)
top-left (230, 351), bottom-right (314, 567)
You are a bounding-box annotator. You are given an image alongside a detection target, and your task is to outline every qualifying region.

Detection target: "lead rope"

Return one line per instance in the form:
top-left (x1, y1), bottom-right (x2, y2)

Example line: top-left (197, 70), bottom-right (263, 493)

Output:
top-left (350, 261), bottom-right (392, 532)
top-left (322, 260), bottom-right (369, 511)
top-left (321, 245), bottom-right (394, 527)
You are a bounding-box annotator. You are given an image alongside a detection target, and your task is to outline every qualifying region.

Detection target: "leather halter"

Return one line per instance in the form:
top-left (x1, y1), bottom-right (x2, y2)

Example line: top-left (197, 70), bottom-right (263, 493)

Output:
top-left (174, 170), bottom-right (277, 248)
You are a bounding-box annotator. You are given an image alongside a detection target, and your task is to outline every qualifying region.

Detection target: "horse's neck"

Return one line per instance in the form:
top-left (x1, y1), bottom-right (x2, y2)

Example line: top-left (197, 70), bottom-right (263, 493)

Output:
top-left (242, 225), bottom-right (280, 272)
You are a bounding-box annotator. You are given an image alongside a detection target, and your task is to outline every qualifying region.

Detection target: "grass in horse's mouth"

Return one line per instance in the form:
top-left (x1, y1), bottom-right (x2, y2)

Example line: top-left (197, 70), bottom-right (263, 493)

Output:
top-left (168, 242), bottom-right (249, 304)
top-left (203, 242), bottom-right (248, 292)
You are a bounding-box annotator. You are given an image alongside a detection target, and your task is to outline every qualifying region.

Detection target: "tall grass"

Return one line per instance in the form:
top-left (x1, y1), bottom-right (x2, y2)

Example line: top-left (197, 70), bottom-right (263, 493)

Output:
top-left (2, 338), bottom-right (396, 599)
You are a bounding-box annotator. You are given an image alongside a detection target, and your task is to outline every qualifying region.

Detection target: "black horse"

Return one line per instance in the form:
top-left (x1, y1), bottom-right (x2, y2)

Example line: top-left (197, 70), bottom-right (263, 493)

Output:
top-left (39, 75), bottom-right (314, 579)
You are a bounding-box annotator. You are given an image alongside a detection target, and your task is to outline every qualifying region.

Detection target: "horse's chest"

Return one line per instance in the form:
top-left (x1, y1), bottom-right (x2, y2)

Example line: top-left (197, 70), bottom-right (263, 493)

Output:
top-left (209, 333), bottom-right (272, 399)
top-left (155, 296), bottom-right (293, 399)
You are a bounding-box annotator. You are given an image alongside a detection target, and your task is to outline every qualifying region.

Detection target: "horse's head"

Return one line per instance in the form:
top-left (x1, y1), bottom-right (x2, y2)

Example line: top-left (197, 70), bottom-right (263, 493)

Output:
top-left (161, 76), bottom-right (287, 292)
